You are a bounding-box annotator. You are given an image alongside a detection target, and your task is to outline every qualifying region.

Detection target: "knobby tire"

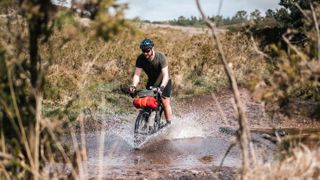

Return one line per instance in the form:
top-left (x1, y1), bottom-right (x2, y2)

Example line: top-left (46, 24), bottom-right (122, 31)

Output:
top-left (154, 107), bottom-right (163, 131)
top-left (134, 110), bottom-right (148, 135)
top-left (133, 99), bottom-right (164, 148)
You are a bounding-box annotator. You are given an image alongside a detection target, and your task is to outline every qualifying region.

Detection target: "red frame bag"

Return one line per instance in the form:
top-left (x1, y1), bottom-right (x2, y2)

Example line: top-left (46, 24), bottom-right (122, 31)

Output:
top-left (133, 96), bottom-right (158, 109)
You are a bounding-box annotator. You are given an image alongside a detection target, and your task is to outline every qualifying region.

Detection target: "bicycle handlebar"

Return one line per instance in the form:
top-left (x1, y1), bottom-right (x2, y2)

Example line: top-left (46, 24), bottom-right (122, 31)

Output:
top-left (127, 88), bottom-right (156, 98)
top-left (148, 86), bottom-right (158, 92)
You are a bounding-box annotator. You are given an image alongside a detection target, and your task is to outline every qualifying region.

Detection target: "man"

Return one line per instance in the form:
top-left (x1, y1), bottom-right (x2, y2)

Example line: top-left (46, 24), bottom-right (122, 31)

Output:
top-left (130, 38), bottom-right (173, 125)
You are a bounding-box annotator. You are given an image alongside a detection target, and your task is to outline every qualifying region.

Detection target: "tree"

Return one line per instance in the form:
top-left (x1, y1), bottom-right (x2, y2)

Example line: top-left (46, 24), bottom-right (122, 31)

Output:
top-left (265, 9), bottom-right (276, 18)
top-left (254, 0), bottom-right (320, 115)
top-left (177, 16), bottom-right (189, 26)
top-left (250, 9), bottom-right (262, 21)
top-left (276, 0), bottom-right (314, 29)
top-left (232, 10), bottom-right (248, 24)
top-left (209, 15), bottom-right (224, 26)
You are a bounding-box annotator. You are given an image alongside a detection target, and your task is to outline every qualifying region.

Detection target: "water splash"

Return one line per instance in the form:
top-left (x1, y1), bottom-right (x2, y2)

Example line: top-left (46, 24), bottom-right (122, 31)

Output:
top-left (167, 114), bottom-right (205, 140)
top-left (110, 122), bottom-right (135, 147)
top-left (104, 113), bottom-right (136, 147)
top-left (104, 112), bottom-right (207, 148)
top-left (134, 124), bottom-right (171, 149)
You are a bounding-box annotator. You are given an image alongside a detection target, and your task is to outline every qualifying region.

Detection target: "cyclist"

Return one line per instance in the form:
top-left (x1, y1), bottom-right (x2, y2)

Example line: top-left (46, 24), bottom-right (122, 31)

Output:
top-left (129, 38), bottom-right (173, 126)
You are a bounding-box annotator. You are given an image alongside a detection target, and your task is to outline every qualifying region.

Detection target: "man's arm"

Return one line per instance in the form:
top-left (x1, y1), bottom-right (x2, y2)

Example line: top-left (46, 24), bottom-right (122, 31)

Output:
top-left (160, 66), bottom-right (169, 88)
top-left (132, 67), bottom-right (142, 87)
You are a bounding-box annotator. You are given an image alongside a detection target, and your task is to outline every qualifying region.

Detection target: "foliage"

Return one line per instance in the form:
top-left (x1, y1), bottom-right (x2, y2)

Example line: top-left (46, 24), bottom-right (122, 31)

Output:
top-left (252, 0), bottom-right (318, 45)
top-left (271, 0), bottom-right (316, 44)
top-left (233, 10), bottom-right (248, 22)
top-left (168, 16), bottom-right (205, 27)
top-left (247, 146), bottom-right (320, 179)
top-left (0, 0), bottom-right (17, 14)
top-left (251, 0), bottom-right (320, 117)
top-left (250, 9), bottom-right (262, 22)
top-left (265, 9), bottom-right (276, 18)
top-left (0, 0), bottom-right (131, 178)
top-left (165, 9), bottom-right (265, 27)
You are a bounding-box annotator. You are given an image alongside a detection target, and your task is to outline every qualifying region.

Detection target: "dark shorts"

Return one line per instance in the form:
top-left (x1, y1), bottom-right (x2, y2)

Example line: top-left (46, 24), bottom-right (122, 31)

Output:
top-left (162, 79), bottom-right (172, 98)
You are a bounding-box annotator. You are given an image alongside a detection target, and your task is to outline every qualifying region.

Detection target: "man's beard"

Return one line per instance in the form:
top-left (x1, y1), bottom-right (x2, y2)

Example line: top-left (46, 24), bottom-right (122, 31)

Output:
top-left (146, 50), bottom-right (154, 60)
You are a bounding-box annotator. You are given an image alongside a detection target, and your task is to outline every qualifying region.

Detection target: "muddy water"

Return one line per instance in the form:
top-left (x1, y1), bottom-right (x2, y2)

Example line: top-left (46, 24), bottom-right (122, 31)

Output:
top-left (66, 89), bottom-right (274, 178)
top-left (68, 120), bottom-right (243, 178)
top-left (65, 89), bottom-right (320, 178)
top-left (84, 133), bottom-right (240, 168)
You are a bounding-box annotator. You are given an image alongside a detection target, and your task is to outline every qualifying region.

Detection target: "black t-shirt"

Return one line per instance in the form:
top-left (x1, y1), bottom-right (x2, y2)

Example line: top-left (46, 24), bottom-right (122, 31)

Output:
top-left (136, 51), bottom-right (168, 87)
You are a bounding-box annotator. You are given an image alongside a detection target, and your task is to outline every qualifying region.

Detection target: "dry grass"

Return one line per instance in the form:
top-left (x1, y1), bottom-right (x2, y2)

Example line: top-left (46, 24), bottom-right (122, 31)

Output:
top-left (246, 145), bottom-right (320, 179)
top-left (43, 20), bottom-right (267, 119)
top-left (2, 9), bottom-right (319, 179)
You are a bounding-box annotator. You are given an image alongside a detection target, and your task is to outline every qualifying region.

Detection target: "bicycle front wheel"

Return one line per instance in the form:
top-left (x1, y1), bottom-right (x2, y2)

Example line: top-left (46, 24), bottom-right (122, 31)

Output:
top-left (134, 110), bottom-right (149, 135)
top-left (154, 107), bottom-right (164, 131)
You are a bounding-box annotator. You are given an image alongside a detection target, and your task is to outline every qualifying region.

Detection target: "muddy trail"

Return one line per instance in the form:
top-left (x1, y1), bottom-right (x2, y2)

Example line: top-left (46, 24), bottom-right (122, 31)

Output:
top-left (63, 88), bottom-right (320, 179)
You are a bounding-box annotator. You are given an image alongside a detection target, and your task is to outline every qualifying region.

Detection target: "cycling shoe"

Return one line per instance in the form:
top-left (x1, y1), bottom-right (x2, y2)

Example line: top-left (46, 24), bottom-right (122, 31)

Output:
top-left (160, 121), bottom-right (171, 129)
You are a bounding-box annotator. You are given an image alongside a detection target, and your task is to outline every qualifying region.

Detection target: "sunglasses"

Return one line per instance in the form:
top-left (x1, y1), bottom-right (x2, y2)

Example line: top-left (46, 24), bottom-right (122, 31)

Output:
top-left (142, 48), bottom-right (151, 53)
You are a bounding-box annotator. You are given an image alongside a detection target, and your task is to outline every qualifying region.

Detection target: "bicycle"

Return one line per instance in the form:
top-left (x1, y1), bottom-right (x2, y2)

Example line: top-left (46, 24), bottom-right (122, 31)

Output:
top-left (130, 87), bottom-right (167, 146)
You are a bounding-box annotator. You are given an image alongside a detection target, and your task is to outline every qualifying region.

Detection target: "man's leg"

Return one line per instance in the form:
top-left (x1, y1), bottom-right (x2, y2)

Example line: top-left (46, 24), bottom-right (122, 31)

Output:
top-left (160, 79), bottom-right (172, 123)
top-left (162, 97), bottom-right (172, 123)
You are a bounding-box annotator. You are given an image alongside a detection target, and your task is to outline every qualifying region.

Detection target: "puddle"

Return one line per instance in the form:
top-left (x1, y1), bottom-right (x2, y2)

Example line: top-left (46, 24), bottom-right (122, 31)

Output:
top-left (65, 131), bottom-right (241, 177)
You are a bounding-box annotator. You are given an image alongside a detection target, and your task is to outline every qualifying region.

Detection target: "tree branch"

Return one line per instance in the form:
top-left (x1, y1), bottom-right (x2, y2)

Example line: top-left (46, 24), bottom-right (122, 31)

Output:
top-left (195, 0), bottom-right (251, 177)
top-left (310, 2), bottom-right (320, 61)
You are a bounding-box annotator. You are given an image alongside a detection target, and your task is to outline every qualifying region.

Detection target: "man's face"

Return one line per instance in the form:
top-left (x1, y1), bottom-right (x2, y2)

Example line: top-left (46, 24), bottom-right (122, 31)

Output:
top-left (142, 48), bottom-right (153, 60)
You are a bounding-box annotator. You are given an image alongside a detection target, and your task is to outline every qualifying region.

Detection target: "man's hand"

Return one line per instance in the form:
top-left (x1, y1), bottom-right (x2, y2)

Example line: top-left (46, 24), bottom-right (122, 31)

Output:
top-left (156, 86), bottom-right (165, 94)
top-left (129, 85), bottom-right (136, 94)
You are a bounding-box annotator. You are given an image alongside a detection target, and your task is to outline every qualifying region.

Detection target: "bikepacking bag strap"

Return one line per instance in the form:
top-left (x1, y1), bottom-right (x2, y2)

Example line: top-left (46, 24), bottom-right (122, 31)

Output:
top-left (133, 96), bottom-right (158, 109)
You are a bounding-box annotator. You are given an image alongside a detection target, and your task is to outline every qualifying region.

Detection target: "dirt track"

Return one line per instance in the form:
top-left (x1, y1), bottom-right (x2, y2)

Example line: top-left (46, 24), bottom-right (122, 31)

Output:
top-left (140, 23), bottom-right (227, 35)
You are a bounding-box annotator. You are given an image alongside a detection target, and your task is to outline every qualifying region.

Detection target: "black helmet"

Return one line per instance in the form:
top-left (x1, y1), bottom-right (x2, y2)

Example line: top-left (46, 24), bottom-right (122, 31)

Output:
top-left (140, 38), bottom-right (154, 50)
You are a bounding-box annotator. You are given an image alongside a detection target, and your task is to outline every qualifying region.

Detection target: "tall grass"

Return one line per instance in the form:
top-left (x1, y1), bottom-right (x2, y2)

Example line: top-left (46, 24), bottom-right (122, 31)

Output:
top-left (3, 1), bottom-right (318, 178)
top-left (0, 0), bottom-right (131, 178)
top-left (246, 146), bottom-right (320, 179)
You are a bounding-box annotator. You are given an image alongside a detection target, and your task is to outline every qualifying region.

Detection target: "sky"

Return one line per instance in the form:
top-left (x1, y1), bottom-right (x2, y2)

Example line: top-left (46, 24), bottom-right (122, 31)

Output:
top-left (117, 0), bottom-right (281, 21)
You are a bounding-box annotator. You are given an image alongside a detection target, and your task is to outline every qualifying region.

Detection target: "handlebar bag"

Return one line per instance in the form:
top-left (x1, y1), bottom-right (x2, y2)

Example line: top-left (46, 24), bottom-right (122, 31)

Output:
top-left (133, 96), bottom-right (158, 109)
top-left (137, 89), bottom-right (154, 97)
